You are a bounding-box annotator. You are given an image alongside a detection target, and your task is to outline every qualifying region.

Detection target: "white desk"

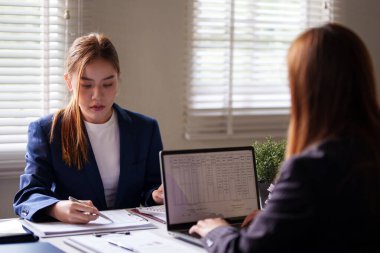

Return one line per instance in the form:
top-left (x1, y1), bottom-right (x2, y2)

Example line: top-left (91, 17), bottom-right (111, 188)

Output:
top-left (4, 214), bottom-right (206, 253)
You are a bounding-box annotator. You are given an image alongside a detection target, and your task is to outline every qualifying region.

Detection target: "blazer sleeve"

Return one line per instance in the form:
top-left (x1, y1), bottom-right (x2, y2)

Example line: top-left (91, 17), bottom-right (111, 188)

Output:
top-left (13, 120), bottom-right (60, 221)
top-left (202, 157), bottom-right (319, 252)
top-left (141, 119), bottom-right (163, 206)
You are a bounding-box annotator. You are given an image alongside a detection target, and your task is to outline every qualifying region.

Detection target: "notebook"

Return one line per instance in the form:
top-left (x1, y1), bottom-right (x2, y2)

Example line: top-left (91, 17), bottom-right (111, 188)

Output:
top-left (21, 209), bottom-right (155, 238)
top-left (160, 146), bottom-right (260, 247)
top-left (0, 219), bottom-right (39, 244)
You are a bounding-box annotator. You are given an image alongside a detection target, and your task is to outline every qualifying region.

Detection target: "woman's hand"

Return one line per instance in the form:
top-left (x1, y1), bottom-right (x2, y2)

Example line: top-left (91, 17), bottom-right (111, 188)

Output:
top-left (189, 217), bottom-right (230, 237)
top-left (46, 200), bottom-right (100, 224)
top-left (152, 184), bottom-right (164, 204)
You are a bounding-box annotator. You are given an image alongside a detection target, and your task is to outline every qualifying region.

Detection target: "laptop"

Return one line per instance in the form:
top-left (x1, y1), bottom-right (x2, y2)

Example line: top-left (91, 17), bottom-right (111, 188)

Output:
top-left (160, 146), bottom-right (260, 247)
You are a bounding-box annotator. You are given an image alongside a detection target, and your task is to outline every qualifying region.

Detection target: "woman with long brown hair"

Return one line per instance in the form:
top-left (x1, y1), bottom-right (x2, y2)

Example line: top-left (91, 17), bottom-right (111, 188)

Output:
top-left (190, 23), bottom-right (380, 252)
top-left (14, 33), bottom-right (164, 223)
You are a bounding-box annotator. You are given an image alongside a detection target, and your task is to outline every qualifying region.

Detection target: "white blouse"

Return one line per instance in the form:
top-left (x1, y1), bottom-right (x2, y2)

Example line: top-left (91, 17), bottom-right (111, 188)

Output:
top-left (84, 110), bottom-right (120, 208)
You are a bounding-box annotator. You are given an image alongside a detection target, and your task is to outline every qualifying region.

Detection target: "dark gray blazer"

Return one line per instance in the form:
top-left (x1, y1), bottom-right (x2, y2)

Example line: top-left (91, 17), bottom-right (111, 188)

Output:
top-left (13, 104), bottom-right (163, 221)
top-left (202, 137), bottom-right (380, 252)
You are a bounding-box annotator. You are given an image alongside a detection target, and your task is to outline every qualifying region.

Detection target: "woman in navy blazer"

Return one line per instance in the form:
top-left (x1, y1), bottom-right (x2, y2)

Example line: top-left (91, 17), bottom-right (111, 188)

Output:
top-left (190, 23), bottom-right (380, 251)
top-left (13, 33), bottom-right (164, 223)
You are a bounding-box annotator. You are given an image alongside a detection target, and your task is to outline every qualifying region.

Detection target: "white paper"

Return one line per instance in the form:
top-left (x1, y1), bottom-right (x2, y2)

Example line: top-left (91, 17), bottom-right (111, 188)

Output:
top-left (65, 235), bottom-right (125, 253)
top-left (65, 231), bottom-right (203, 253)
top-left (0, 219), bottom-right (27, 234)
top-left (21, 209), bottom-right (155, 238)
top-left (151, 213), bottom-right (166, 222)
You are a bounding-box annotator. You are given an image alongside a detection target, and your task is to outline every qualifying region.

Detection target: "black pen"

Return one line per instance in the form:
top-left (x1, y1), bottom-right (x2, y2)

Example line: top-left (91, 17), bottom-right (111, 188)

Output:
top-left (68, 196), bottom-right (114, 223)
top-left (94, 231), bottom-right (130, 237)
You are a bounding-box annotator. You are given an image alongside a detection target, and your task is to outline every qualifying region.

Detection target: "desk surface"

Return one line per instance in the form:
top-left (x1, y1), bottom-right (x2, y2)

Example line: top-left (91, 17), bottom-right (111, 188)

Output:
top-left (3, 212), bottom-right (206, 253)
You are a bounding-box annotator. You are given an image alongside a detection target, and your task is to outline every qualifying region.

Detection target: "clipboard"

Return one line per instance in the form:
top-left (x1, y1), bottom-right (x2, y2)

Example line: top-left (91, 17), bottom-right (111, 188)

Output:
top-left (20, 209), bottom-right (155, 238)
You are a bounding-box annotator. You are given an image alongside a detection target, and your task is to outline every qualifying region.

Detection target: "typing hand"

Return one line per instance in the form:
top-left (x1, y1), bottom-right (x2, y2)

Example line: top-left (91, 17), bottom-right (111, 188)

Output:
top-left (46, 199), bottom-right (100, 224)
top-left (189, 217), bottom-right (230, 237)
top-left (152, 184), bottom-right (164, 204)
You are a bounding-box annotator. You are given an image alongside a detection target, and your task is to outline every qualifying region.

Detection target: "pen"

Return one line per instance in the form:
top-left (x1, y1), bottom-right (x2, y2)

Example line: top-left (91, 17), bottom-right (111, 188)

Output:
top-left (94, 231), bottom-right (130, 237)
top-left (68, 196), bottom-right (114, 223)
top-left (107, 240), bottom-right (139, 252)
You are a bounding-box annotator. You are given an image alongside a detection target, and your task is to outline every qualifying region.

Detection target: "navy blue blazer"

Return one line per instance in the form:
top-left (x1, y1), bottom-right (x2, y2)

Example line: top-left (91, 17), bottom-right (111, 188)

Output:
top-left (13, 104), bottom-right (163, 221)
top-left (202, 137), bottom-right (380, 252)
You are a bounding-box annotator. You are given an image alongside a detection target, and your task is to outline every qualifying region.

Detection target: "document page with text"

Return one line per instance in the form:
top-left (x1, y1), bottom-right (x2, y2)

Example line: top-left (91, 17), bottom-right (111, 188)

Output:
top-left (163, 150), bottom-right (259, 224)
top-left (21, 209), bottom-right (155, 238)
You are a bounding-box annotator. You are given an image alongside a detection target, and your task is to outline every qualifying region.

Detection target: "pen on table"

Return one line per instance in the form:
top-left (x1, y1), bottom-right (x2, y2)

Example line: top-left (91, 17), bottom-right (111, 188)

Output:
top-left (107, 240), bottom-right (139, 253)
top-left (68, 196), bottom-right (114, 223)
top-left (94, 231), bottom-right (130, 237)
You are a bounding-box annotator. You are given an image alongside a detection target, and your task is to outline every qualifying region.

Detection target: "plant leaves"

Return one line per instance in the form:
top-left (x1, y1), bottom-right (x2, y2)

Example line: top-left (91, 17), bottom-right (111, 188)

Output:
top-left (253, 137), bottom-right (286, 183)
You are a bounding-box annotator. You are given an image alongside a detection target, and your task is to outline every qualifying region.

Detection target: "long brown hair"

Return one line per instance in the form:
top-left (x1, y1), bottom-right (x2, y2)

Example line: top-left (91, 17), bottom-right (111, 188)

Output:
top-left (286, 23), bottom-right (380, 159)
top-left (50, 33), bottom-right (120, 169)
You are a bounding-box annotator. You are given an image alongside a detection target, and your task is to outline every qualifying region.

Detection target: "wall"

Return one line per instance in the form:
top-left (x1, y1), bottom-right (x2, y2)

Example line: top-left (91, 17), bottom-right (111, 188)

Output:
top-left (88, 0), bottom-right (380, 150)
top-left (89, 0), bottom-right (254, 151)
top-left (0, 177), bottom-right (19, 218)
top-left (336, 0), bottom-right (380, 98)
top-left (1, 0), bottom-right (380, 218)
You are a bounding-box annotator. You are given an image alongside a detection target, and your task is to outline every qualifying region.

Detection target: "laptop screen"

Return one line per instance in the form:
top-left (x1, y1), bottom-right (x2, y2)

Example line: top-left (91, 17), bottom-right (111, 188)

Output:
top-left (160, 146), bottom-right (260, 227)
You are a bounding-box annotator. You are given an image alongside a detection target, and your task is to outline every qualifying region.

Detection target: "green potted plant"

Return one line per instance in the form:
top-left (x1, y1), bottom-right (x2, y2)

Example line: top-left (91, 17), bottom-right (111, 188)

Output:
top-left (253, 137), bottom-right (286, 208)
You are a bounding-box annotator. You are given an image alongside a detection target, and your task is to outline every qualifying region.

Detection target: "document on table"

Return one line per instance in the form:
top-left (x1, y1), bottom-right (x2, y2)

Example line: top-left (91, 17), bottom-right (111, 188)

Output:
top-left (0, 218), bottom-right (39, 243)
top-left (0, 219), bottom-right (27, 234)
top-left (20, 209), bottom-right (155, 238)
top-left (64, 231), bottom-right (204, 253)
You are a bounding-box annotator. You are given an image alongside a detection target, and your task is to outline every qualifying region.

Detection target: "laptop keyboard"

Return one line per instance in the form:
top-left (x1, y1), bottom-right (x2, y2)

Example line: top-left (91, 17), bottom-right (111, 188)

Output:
top-left (170, 230), bottom-right (203, 247)
top-left (176, 229), bottom-right (201, 239)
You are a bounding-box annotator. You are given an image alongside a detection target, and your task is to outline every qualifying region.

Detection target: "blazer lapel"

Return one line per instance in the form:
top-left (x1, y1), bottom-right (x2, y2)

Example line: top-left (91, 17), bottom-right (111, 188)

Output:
top-left (113, 104), bottom-right (136, 208)
top-left (82, 129), bottom-right (107, 210)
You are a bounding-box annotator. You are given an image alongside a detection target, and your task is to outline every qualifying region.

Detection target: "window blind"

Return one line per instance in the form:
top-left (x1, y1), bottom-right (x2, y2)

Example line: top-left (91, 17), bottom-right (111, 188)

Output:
top-left (185, 0), bottom-right (334, 140)
top-left (0, 0), bottom-right (82, 174)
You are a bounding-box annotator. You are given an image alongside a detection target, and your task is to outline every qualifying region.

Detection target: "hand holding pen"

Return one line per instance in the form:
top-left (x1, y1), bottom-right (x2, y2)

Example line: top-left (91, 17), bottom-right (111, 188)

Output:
top-left (69, 196), bottom-right (113, 223)
top-left (45, 196), bottom-right (102, 224)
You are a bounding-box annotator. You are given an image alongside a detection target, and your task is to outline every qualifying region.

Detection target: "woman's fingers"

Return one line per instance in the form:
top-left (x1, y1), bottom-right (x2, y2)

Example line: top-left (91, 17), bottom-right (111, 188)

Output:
top-left (189, 218), bottom-right (230, 237)
top-left (47, 200), bottom-right (100, 224)
top-left (152, 184), bottom-right (165, 204)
